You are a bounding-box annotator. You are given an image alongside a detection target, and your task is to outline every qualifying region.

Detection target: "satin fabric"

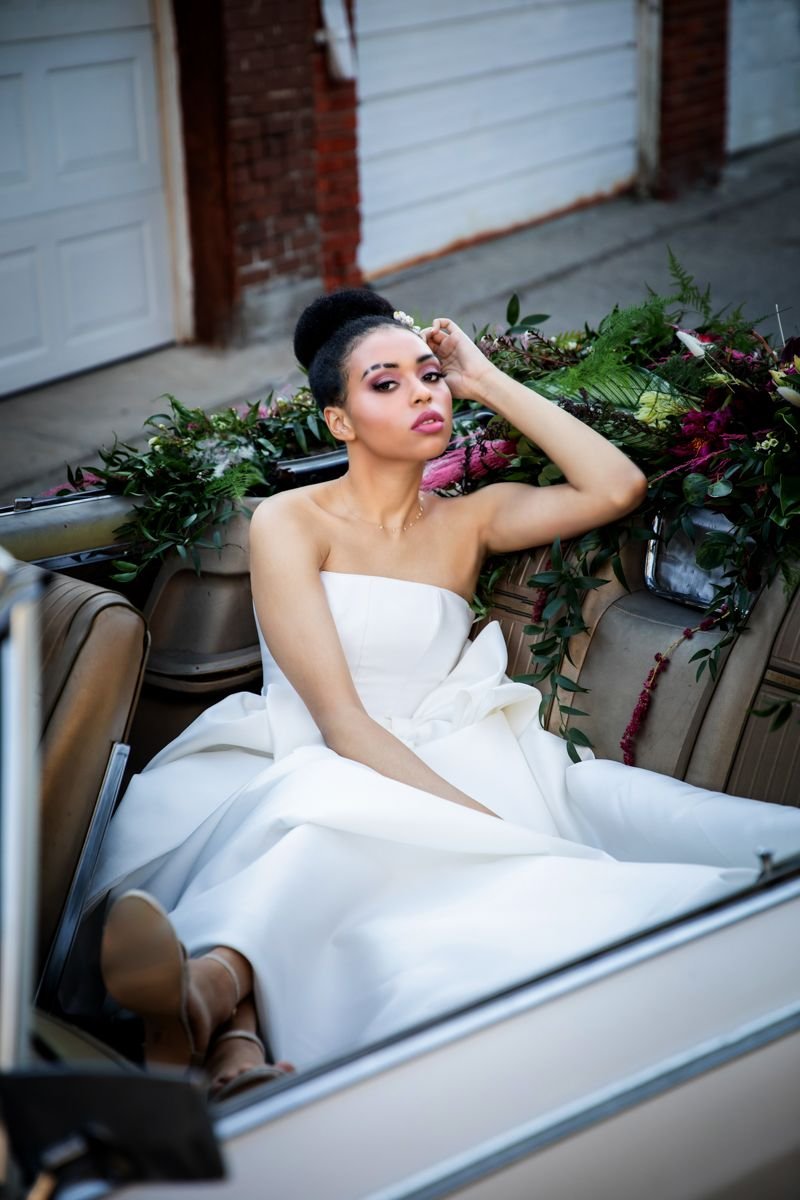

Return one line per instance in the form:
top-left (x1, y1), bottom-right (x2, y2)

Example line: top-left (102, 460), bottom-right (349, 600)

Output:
top-left (86, 573), bottom-right (800, 1066)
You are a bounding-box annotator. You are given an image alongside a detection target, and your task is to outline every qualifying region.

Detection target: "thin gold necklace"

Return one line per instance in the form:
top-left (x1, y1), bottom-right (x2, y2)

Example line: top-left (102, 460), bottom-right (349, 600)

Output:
top-left (341, 489), bottom-right (425, 534)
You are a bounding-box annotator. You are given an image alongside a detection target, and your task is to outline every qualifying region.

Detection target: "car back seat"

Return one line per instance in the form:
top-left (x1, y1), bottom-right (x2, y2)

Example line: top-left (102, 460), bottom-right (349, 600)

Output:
top-left (482, 545), bottom-right (798, 804)
top-left (35, 567), bottom-right (149, 986)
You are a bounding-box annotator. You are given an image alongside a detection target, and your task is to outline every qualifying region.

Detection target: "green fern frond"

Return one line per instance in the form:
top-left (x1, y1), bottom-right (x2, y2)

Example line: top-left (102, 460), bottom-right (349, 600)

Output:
top-left (667, 247), bottom-right (713, 323)
top-left (206, 461), bottom-right (265, 499)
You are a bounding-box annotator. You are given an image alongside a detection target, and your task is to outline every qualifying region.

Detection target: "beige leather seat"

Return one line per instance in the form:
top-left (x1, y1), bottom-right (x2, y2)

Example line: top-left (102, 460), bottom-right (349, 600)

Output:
top-left (482, 545), bottom-right (799, 805)
top-left (35, 567), bottom-right (149, 976)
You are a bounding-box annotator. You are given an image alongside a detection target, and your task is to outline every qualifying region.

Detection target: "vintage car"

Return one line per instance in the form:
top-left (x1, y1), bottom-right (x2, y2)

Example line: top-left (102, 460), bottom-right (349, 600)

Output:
top-left (1, 472), bottom-right (799, 1200)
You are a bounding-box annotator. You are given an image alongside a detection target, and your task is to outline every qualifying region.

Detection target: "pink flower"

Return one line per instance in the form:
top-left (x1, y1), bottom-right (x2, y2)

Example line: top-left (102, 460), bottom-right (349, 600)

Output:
top-left (671, 406), bottom-right (735, 464)
top-left (39, 470), bottom-right (104, 497)
top-left (422, 437), bottom-right (516, 491)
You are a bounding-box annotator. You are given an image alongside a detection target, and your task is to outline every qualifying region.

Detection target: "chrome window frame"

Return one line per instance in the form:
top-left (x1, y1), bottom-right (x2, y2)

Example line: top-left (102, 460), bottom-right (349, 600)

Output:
top-left (0, 551), bottom-right (43, 1069)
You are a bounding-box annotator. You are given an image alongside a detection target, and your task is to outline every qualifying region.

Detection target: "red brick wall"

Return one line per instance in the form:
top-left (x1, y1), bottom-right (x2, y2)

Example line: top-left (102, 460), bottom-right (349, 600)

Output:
top-left (206, 0), bottom-right (361, 339)
top-left (657, 0), bottom-right (729, 196)
top-left (221, 0), bottom-right (321, 298)
top-left (312, 38), bottom-right (361, 290)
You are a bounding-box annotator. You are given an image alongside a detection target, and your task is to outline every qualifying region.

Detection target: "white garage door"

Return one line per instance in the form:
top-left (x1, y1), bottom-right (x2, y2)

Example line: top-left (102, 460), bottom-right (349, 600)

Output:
top-left (0, 0), bottom-right (174, 395)
top-left (727, 0), bottom-right (800, 153)
top-left (356, 0), bottom-right (638, 277)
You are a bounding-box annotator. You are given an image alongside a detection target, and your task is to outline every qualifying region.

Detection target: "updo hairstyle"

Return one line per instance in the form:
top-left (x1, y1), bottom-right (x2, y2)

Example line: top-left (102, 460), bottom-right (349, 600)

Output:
top-left (293, 289), bottom-right (407, 411)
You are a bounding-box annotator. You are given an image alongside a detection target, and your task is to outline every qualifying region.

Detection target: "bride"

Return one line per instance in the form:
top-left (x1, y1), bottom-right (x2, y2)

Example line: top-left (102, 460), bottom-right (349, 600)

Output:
top-left (88, 289), bottom-right (799, 1100)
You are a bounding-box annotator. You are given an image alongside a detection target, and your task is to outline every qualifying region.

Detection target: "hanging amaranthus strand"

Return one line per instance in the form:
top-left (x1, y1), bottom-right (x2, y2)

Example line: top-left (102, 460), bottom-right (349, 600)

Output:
top-left (620, 611), bottom-right (723, 766)
top-left (529, 558), bottom-right (551, 626)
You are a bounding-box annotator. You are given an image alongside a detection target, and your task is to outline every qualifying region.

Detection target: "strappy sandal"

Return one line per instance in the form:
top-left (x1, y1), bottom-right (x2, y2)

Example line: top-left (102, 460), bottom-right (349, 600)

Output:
top-left (208, 1030), bottom-right (294, 1103)
top-left (100, 889), bottom-right (200, 1071)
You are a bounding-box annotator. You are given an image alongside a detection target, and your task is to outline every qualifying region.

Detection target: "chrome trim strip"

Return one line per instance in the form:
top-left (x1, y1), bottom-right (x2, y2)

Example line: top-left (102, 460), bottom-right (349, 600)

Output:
top-left (37, 743), bottom-right (130, 1008)
top-left (30, 546), bottom-right (132, 571)
top-left (215, 874), bottom-right (800, 1141)
top-left (0, 491), bottom-right (113, 518)
top-left (372, 1003), bottom-right (800, 1200)
top-left (0, 559), bottom-right (43, 1069)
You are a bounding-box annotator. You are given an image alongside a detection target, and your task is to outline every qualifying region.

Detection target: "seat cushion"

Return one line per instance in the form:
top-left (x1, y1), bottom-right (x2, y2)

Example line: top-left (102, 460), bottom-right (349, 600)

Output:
top-left (37, 569), bottom-right (149, 969)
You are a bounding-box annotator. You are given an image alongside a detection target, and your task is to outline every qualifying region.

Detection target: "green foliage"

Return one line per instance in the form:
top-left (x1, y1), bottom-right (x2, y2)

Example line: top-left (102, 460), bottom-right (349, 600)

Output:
top-left (85, 392), bottom-right (336, 581)
top-left (465, 255), bottom-right (799, 751)
top-left (516, 526), bottom-right (646, 759)
top-left (68, 254), bottom-right (798, 752)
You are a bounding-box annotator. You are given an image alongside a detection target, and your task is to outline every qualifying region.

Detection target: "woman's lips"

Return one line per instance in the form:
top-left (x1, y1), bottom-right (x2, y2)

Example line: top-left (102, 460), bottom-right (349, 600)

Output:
top-left (411, 412), bottom-right (445, 433)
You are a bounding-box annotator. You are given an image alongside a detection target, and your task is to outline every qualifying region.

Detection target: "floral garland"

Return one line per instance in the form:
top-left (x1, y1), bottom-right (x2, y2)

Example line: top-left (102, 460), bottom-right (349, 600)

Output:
top-left (64, 257), bottom-right (798, 753)
top-left (420, 258), bottom-right (799, 758)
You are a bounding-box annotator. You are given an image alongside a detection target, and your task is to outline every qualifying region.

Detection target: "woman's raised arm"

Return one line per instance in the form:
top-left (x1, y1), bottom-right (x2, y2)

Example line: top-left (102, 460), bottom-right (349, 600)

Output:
top-left (425, 319), bottom-right (648, 555)
top-left (249, 495), bottom-right (498, 817)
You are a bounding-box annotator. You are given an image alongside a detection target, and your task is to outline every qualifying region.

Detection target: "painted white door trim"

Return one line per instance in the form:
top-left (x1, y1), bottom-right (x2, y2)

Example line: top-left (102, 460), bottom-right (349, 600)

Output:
top-left (152, 0), bottom-right (193, 342)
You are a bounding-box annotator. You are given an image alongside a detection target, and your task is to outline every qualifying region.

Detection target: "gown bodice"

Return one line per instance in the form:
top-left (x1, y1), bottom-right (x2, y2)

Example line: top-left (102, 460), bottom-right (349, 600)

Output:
top-left (256, 571), bottom-right (475, 719)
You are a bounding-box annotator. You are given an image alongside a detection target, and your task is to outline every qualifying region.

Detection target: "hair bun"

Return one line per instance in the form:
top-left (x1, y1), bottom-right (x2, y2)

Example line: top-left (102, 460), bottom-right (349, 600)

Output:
top-left (293, 288), bottom-right (395, 369)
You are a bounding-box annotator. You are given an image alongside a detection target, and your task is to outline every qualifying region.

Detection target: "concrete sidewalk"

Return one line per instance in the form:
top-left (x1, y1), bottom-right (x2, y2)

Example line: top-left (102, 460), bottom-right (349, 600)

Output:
top-left (2, 137), bottom-right (798, 502)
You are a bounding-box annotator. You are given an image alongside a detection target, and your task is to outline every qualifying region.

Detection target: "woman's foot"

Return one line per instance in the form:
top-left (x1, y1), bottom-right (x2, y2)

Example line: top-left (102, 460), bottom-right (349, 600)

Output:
top-left (101, 891), bottom-right (250, 1070)
top-left (205, 1015), bottom-right (294, 1101)
top-left (206, 1036), bottom-right (293, 1099)
top-left (101, 891), bottom-right (200, 1068)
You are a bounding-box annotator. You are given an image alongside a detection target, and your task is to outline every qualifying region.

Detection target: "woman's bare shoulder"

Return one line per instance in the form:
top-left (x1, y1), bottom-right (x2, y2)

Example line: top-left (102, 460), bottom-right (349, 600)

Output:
top-left (249, 484), bottom-right (333, 569)
top-left (250, 483), bottom-right (330, 528)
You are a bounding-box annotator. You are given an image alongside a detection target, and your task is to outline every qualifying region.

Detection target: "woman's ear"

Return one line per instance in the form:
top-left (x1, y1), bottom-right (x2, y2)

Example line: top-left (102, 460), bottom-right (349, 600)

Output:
top-left (323, 405), bottom-right (354, 443)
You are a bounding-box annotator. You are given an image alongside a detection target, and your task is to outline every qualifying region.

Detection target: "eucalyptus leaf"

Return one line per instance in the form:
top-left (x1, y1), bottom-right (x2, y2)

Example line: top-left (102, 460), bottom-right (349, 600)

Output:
top-left (565, 727), bottom-right (592, 748)
top-left (552, 674), bottom-right (590, 693)
top-left (506, 293), bottom-right (520, 327)
top-left (682, 473), bottom-right (708, 504)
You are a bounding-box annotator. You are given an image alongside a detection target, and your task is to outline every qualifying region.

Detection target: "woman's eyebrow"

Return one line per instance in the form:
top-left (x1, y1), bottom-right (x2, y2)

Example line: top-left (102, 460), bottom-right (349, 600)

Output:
top-left (361, 354), bottom-right (437, 380)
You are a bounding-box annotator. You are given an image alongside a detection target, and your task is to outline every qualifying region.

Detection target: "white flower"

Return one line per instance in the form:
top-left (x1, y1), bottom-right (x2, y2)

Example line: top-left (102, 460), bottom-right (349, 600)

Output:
top-left (635, 390), bottom-right (686, 429)
top-left (148, 436), bottom-right (160, 447)
top-left (676, 330), bottom-right (710, 357)
top-left (776, 385), bottom-right (800, 406)
top-left (393, 309), bottom-right (423, 334)
top-left (192, 435), bottom-right (257, 473)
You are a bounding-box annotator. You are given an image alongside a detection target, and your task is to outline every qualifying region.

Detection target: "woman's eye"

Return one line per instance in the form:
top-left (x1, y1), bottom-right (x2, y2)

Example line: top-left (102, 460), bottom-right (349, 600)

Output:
top-left (372, 379), bottom-right (397, 392)
top-left (423, 370), bottom-right (444, 382)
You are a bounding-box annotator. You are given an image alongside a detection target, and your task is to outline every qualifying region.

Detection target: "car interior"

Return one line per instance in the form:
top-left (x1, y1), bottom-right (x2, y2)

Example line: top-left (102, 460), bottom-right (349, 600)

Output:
top-left (1, 481), bottom-right (798, 1086)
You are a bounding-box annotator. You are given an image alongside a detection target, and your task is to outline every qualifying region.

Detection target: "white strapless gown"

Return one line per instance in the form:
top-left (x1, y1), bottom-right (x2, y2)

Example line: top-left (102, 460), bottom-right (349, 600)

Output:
top-left (86, 573), bottom-right (800, 1066)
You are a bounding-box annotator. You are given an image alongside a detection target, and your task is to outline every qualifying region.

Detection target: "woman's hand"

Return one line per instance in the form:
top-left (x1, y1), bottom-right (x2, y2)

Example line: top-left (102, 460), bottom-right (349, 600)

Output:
top-left (423, 318), bottom-right (497, 404)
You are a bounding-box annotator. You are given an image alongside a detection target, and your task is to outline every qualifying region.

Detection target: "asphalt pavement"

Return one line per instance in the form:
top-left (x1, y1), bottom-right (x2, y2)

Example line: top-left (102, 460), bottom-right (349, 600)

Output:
top-left (1, 136), bottom-right (798, 502)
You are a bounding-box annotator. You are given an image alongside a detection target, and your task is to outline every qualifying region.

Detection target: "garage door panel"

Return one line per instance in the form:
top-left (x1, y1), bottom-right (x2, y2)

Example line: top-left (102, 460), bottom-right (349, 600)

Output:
top-left (0, 0), bottom-right (150, 41)
top-left (730, 65), bottom-right (800, 152)
top-left (360, 47), bottom-right (636, 158)
top-left (357, 0), bottom-right (536, 35)
top-left (0, 31), bottom-right (162, 221)
top-left (357, 1), bottom-right (635, 101)
top-left (0, 243), bottom-right (46, 365)
top-left (1, 194), bottom-right (171, 391)
top-left (727, 0), bottom-right (800, 152)
top-left (0, 4), bottom-right (175, 394)
top-left (361, 94), bottom-right (637, 223)
top-left (360, 142), bottom-right (636, 275)
top-left (51, 57), bottom-right (144, 176)
top-left (0, 71), bottom-right (31, 190)
top-left (59, 219), bottom-right (155, 344)
top-left (357, 0), bottom-right (638, 276)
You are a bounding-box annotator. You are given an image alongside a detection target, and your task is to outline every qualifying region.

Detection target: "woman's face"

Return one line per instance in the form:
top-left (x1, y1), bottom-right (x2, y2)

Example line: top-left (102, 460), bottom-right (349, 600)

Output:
top-left (329, 326), bottom-right (453, 459)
